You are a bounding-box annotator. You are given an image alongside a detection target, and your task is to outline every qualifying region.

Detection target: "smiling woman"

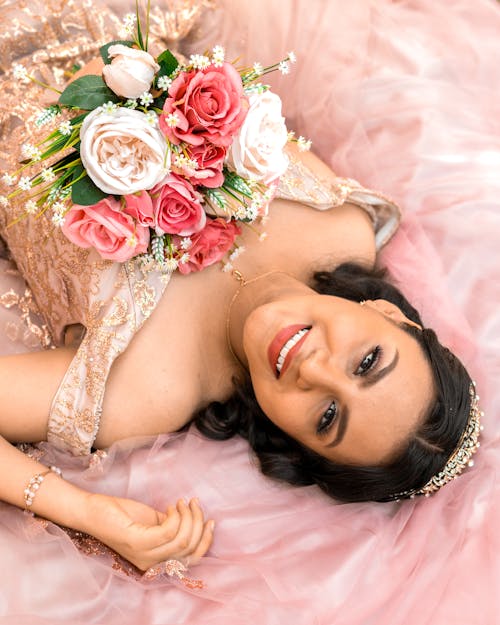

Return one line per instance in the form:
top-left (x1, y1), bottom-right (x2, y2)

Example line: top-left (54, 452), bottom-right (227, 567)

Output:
top-left (196, 263), bottom-right (473, 502)
top-left (0, 0), bottom-right (488, 613)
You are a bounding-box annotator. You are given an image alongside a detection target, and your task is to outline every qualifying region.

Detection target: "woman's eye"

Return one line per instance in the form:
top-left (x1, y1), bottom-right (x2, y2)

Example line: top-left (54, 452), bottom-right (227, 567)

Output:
top-left (356, 346), bottom-right (382, 375)
top-left (317, 402), bottom-right (337, 435)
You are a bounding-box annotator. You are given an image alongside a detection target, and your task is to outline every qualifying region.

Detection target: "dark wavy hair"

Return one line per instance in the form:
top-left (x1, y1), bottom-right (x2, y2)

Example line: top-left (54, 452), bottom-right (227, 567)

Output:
top-left (194, 263), bottom-right (473, 502)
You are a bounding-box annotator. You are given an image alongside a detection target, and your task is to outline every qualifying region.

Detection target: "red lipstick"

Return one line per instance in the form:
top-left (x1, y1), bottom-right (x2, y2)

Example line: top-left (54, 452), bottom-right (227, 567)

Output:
top-left (268, 324), bottom-right (310, 378)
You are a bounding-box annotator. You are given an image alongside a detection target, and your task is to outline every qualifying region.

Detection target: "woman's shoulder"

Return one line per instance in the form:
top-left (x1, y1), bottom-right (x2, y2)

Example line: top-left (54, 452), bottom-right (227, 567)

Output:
top-left (276, 143), bottom-right (402, 250)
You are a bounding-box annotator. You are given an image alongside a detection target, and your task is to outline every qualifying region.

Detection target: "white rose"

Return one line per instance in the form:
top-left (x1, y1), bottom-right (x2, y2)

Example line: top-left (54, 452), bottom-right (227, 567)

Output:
top-left (80, 108), bottom-right (168, 195)
top-left (102, 44), bottom-right (160, 99)
top-left (226, 90), bottom-right (289, 184)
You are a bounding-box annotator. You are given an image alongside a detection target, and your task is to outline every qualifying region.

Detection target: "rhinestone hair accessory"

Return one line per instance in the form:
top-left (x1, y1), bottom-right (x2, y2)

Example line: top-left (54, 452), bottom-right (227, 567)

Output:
top-left (392, 381), bottom-right (482, 500)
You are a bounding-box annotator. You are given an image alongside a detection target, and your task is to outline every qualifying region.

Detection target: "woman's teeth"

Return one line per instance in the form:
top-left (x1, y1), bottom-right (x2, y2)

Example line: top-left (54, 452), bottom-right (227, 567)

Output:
top-left (276, 328), bottom-right (309, 375)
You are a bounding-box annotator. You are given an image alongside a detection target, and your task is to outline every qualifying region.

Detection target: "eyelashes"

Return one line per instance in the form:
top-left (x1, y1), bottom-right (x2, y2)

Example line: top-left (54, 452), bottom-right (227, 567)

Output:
top-left (317, 401), bottom-right (337, 435)
top-left (316, 346), bottom-right (383, 437)
top-left (356, 345), bottom-right (382, 376)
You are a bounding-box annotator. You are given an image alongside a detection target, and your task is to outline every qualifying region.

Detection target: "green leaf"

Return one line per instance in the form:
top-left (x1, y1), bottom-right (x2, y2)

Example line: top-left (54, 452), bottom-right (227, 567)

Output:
top-left (58, 76), bottom-right (119, 110)
top-left (204, 188), bottom-right (227, 210)
top-left (99, 40), bottom-right (134, 64)
top-left (223, 171), bottom-right (253, 197)
top-left (71, 165), bottom-right (108, 205)
top-left (157, 49), bottom-right (179, 78)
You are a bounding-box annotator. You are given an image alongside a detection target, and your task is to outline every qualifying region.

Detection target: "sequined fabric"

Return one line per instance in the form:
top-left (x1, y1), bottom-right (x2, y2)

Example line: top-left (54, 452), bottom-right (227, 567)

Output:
top-left (0, 0), bottom-right (400, 456)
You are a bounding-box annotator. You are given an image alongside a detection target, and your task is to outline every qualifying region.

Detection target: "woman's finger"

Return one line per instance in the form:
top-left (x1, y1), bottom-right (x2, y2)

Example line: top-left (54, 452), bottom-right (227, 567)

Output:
top-left (175, 498), bottom-right (205, 557)
top-left (186, 519), bottom-right (215, 566)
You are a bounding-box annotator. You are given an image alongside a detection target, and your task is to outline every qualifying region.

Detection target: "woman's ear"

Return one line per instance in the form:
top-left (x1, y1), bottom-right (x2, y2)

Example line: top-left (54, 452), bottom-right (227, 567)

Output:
top-left (363, 299), bottom-right (422, 330)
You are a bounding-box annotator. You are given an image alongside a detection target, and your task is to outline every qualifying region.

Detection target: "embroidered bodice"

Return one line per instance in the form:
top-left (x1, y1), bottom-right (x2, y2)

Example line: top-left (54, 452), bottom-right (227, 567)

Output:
top-left (0, 0), bottom-right (400, 456)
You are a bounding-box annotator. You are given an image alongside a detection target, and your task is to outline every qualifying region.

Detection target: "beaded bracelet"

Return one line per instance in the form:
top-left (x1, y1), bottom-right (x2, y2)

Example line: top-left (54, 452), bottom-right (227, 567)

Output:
top-left (23, 465), bottom-right (62, 512)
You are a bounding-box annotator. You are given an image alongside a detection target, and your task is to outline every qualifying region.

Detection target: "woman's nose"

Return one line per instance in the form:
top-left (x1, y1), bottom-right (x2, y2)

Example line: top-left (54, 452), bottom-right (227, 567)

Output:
top-left (297, 349), bottom-right (345, 391)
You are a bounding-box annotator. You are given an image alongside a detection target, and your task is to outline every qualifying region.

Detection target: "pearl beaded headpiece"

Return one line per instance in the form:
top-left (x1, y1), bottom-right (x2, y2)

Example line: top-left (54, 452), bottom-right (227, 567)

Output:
top-left (391, 381), bottom-right (482, 500)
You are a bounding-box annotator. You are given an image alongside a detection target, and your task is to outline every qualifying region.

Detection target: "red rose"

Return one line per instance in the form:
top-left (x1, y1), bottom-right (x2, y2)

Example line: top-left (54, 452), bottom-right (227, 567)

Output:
top-left (159, 63), bottom-right (247, 147)
top-left (185, 142), bottom-right (225, 188)
top-left (123, 190), bottom-right (155, 226)
top-left (177, 218), bottom-right (241, 274)
top-left (150, 173), bottom-right (206, 236)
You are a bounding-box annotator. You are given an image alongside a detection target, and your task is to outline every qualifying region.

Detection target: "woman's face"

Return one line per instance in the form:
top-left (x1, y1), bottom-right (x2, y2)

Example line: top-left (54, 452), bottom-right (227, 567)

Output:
top-left (243, 291), bottom-right (435, 466)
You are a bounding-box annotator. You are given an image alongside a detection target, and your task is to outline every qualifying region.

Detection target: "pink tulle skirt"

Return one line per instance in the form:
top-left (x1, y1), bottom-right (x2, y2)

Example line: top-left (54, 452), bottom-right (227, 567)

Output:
top-left (1, 0), bottom-right (499, 623)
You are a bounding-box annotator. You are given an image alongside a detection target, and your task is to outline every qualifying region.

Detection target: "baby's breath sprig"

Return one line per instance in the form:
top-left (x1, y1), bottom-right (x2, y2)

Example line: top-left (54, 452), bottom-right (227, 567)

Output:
top-left (12, 64), bottom-right (62, 95)
top-left (240, 51), bottom-right (296, 86)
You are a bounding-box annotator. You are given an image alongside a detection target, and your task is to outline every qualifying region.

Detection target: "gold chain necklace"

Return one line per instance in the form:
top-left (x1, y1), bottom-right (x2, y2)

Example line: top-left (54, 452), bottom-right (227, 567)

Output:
top-left (225, 269), bottom-right (297, 368)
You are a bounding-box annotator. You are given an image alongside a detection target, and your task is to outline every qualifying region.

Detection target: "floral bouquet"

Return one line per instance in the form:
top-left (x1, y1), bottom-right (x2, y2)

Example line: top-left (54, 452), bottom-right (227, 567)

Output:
top-left (2, 5), bottom-right (309, 275)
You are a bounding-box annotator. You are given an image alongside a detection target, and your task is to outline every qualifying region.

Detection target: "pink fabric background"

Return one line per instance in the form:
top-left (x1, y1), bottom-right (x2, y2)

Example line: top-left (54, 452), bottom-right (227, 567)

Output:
top-left (1, 0), bottom-right (499, 622)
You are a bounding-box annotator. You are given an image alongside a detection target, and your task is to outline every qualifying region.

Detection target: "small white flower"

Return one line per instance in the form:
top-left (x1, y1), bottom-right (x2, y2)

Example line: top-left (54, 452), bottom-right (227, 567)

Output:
top-left (21, 144), bottom-right (35, 158)
top-left (139, 91), bottom-right (154, 107)
top-left (252, 62), bottom-right (263, 76)
top-left (12, 64), bottom-right (29, 83)
top-left (234, 206), bottom-right (247, 220)
top-left (288, 51), bottom-right (297, 64)
top-left (297, 136), bottom-right (312, 151)
top-left (51, 213), bottom-right (65, 227)
top-left (21, 145), bottom-right (42, 162)
top-left (189, 54), bottom-right (210, 70)
top-left (259, 231), bottom-right (268, 242)
top-left (173, 154), bottom-right (187, 168)
top-left (165, 257), bottom-right (179, 272)
top-left (41, 168), bottom-right (56, 183)
top-left (145, 111), bottom-right (157, 126)
top-left (278, 61), bottom-right (290, 75)
top-left (166, 112), bottom-right (179, 128)
top-left (0, 195), bottom-right (9, 206)
top-left (179, 252), bottom-right (190, 264)
top-left (25, 200), bottom-right (38, 215)
top-left (18, 176), bottom-right (32, 191)
top-left (180, 237), bottom-right (192, 250)
top-left (246, 205), bottom-right (259, 221)
top-left (157, 76), bottom-right (172, 91)
top-left (58, 120), bottom-right (72, 136)
top-left (101, 101), bottom-right (118, 114)
top-left (250, 193), bottom-right (263, 208)
top-left (119, 13), bottom-right (137, 37)
top-left (125, 99), bottom-right (138, 109)
top-left (212, 45), bottom-right (225, 67)
top-left (2, 173), bottom-right (16, 186)
top-left (229, 245), bottom-right (245, 261)
top-left (287, 130), bottom-right (296, 141)
top-left (52, 201), bottom-right (66, 214)
top-left (222, 262), bottom-right (233, 273)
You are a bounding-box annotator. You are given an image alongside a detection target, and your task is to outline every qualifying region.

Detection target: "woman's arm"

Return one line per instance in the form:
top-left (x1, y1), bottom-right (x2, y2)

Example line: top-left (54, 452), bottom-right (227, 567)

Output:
top-left (0, 348), bottom-right (214, 571)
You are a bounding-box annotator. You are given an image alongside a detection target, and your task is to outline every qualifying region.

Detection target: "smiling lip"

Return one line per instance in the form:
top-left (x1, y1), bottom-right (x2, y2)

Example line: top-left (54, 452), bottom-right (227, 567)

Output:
top-left (268, 324), bottom-right (311, 378)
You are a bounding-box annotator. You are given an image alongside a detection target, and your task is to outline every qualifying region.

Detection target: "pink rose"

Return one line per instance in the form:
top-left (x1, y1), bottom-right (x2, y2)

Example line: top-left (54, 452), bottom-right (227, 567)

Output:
top-left (177, 218), bottom-right (241, 275)
top-left (123, 191), bottom-right (154, 226)
top-left (159, 63), bottom-right (247, 147)
top-left (151, 173), bottom-right (206, 236)
top-left (184, 143), bottom-right (225, 188)
top-left (62, 197), bottom-right (149, 262)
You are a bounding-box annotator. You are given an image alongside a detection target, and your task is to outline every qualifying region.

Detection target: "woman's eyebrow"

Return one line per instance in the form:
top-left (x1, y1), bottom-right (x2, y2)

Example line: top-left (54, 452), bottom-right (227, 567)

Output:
top-left (326, 350), bottom-right (400, 449)
top-left (360, 350), bottom-right (399, 389)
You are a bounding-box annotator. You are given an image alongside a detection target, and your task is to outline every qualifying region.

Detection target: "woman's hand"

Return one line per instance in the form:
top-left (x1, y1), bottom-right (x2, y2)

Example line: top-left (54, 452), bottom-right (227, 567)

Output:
top-left (82, 492), bottom-right (215, 571)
